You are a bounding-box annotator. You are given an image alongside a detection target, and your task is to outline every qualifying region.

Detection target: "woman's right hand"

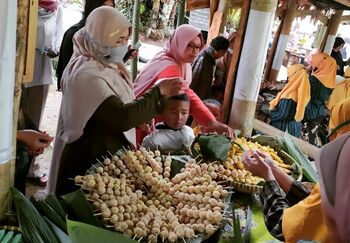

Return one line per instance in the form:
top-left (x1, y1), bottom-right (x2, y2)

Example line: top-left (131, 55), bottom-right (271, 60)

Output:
top-left (241, 150), bottom-right (275, 181)
top-left (155, 77), bottom-right (188, 97)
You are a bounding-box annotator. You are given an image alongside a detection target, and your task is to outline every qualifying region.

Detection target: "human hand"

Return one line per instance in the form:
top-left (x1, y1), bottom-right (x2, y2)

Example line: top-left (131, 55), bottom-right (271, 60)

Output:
top-left (17, 130), bottom-right (53, 152)
top-left (139, 119), bottom-right (155, 134)
top-left (207, 120), bottom-right (235, 139)
top-left (241, 150), bottom-right (275, 181)
top-left (155, 77), bottom-right (188, 97)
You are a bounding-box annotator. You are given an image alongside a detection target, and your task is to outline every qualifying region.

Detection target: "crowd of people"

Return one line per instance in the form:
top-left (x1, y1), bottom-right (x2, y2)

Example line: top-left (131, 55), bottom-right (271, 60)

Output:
top-left (14, 1), bottom-right (350, 242)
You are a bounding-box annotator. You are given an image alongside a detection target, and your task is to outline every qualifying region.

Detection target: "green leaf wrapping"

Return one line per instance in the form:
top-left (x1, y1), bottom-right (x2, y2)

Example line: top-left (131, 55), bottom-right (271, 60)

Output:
top-left (197, 135), bottom-right (231, 162)
top-left (10, 187), bottom-right (59, 243)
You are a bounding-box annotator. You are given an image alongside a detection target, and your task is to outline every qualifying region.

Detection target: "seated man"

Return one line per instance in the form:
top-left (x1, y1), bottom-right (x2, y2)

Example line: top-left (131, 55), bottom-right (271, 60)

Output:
top-left (141, 94), bottom-right (195, 153)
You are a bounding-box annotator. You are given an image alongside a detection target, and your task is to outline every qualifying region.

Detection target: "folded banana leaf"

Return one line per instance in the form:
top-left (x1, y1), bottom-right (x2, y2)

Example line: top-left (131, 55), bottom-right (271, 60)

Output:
top-left (45, 194), bottom-right (66, 221)
top-left (44, 217), bottom-right (71, 243)
top-left (61, 189), bottom-right (101, 227)
top-left (169, 155), bottom-right (191, 178)
top-left (196, 134), bottom-right (231, 162)
top-left (10, 187), bottom-right (59, 243)
top-left (31, 198), bottom-right (67, 232)
top-left (67, 218), bottom-right (137, 243)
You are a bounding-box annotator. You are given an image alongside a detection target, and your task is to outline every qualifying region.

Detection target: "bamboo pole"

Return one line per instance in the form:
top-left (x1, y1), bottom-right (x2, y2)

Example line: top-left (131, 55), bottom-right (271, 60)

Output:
top-left (268, 0), bottom-right (297, 82)
top-left (228, 0), bottom-right (278, 136)
top-left (222, 0), bottom-right (251, 124)
top-left (321, 10), bottom-right (343, 54)
top-left (176, 0), bottom-right (186, 27)
top-left (130, 0), bottom-right (141, 81)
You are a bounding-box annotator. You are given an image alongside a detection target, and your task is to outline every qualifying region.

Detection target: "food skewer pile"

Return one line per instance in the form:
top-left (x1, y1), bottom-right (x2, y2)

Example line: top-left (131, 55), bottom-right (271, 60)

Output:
top-left (75, 148), bottom-right (232, 242)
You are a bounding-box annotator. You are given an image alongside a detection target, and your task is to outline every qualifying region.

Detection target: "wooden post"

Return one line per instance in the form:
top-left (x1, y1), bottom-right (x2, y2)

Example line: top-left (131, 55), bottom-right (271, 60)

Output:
top-left (130, 0), bottom-right (140, 81)
top-left (222, 0), bottom-right (251, 123)
top-left (176, 0), bottom-right (186, 27)
top-left (228, 0), bottom-right (278, 136)
top-left (322, 10), bottom-right (343, 54)
top-left (209, 0), bottom-right (220, 26)
top-left (0, 0), bottom-right (31, 221)
top-left (207, 0), bottom-right (228, 44)
top-left (268, 0), bottom-right (297, 82)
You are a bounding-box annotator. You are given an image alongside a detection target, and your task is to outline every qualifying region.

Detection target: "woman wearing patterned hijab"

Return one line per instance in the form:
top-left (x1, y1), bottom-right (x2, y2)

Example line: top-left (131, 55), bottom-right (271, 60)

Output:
top-left (50, 7), bottom-right (186, 195)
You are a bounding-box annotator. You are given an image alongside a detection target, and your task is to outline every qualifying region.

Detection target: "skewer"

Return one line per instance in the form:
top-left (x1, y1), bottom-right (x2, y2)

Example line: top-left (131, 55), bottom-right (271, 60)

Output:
top-left (68, 177), bottom-right (76, 181)
top-left (107, 151), bottom-right (113, 157)
top-left (196, 159), bottom-right (203, 164)
top-left (133, 235), bottom-right (137, 240)
top-left (94, 212), bottom-right (102, 216)
top-left (162, 237), bottom-right (164, 242)
top-left (138, 236), bottom-right (143, 242)
top-left (91, 164), bottom-right (98, 170)
top-left (104, 225), bottom-right (114, 228)
top-left (182, 237), bottom-right (186, 243)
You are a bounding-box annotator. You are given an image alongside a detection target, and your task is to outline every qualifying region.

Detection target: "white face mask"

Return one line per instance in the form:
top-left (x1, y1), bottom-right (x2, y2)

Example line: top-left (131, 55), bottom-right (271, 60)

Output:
top-left (108, 44), bottom-right (128, 63)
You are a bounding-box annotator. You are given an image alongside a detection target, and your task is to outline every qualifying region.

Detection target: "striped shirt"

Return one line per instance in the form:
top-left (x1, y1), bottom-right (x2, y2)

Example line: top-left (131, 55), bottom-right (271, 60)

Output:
top-left (260, 180), bottom-right (311, 241)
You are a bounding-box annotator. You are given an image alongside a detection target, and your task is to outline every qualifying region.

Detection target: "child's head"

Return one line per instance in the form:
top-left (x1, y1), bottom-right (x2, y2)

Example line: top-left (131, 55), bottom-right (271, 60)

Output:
top-left (203, 99), bottom-right (222, 121)
top-left (163, 94), bottom-right (190, 130)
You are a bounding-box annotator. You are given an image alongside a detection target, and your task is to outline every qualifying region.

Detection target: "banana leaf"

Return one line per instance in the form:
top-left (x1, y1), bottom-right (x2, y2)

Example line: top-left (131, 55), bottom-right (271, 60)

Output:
top-left (45, 194), bottom-right (66, 221)
top-left (67, 218), bottom-right (137, 243)
top-left (10, 233), bottom-right (23, 243)
top-left (196, 135), bottom-right (231, 162)
top-left (44, 217), bottom-right (71, 243)
top-left (61, 189), bottom-right (101, 227)
top-left (32, 198), bottom-right (67, 232)
top-left (283, 132), bottom-right (319, 183)
top-left (169, 155), bottom-right (191, 178)
top-left (10, 187), bottom-right (59, 243)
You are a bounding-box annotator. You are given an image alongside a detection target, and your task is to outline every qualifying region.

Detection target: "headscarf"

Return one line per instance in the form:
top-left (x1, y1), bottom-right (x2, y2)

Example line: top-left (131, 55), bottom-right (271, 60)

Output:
top-left (39, 0), bottom-right (57, 12)
top-left (59, 6), bottom-right (136, 145)
top-left (310, 52), bottom-right (337, 89)
top-left (327, 78), bottom-right (350, 109)
top-left (333, 37), bottom-right (345, 49)
top-left (134, 24), bottom-right (203, 97)
top-left (329, 98), bottom-right (350, 141)
top-left (316, 132), bottom-right (350, 242)
top-left (269, 64), bottom-right (310, 122)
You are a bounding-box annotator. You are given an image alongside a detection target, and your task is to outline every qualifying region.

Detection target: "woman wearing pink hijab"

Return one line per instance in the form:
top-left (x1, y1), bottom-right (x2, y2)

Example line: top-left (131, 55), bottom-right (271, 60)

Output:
top-left (134, 24), bottom-right (233, 144)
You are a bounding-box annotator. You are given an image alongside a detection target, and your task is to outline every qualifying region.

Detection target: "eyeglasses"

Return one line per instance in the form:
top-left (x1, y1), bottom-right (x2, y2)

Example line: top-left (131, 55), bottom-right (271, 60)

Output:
top-left (187, 43), bottom-right (202, 51)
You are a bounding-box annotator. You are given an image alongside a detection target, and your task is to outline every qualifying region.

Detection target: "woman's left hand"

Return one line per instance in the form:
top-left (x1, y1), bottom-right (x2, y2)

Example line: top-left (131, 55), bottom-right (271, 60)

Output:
top-left (156, 77), bottom-right (188, 97)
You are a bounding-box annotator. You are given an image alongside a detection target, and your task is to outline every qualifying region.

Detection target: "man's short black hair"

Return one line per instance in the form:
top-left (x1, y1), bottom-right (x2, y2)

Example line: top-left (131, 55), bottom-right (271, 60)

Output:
top-left (168, 93), bottom-right (189, 102)
top-left (210, 36), bottom-right (230, 51)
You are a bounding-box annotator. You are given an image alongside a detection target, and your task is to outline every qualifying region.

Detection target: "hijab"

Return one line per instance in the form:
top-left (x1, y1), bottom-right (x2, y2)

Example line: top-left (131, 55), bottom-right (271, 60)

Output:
top-left (329, 98), bottom-right (350, 141)
top-left (269, 64), bottom-right (310, 122)
top-left (310, 52), bottom-right (337, 89)
top-left (316, 132), bottom-right (350, 242)
top-left (333, 37), bottom-right (345, 50)
top-left (134, 24), bottom-right (203, 97)
top-left (59, 6), bottom-right (136, 145)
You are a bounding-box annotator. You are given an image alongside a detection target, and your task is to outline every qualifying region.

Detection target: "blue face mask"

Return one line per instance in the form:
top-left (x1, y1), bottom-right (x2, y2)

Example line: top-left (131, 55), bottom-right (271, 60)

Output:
top-left (108, 45), bottom-right (128, 63)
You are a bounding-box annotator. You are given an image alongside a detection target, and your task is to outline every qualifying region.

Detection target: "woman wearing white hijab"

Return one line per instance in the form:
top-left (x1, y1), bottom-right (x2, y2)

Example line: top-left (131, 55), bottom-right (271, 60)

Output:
top-left (50, 6), bottom-right (186, 195)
